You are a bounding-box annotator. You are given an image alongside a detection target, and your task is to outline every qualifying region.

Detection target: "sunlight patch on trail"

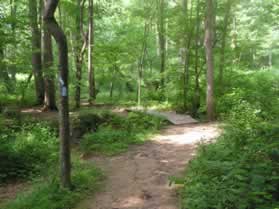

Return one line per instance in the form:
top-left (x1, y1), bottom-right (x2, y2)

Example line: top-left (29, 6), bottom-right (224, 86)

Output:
top-left (153, 124), bottom-right (220, 145)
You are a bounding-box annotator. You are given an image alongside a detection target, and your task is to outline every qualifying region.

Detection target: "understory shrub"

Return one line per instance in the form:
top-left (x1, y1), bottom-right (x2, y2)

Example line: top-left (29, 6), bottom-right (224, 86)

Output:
top-left (180, 101), bottom-right (279, 209)
top-left (80, 111), bottom-right (166, 155)
top-left (2, 160), bottom-right (103, 209)
top-left (0, 122), bottom-right (58, 183)
top-left (217, 69), bottom-right (279, 119)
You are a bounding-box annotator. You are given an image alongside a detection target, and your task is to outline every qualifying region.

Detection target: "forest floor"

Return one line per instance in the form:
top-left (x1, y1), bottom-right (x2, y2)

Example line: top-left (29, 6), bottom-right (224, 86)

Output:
top-left (76, 122), bottom-right (220, 209)
top-left (19, 105), bottom-right (220, 209)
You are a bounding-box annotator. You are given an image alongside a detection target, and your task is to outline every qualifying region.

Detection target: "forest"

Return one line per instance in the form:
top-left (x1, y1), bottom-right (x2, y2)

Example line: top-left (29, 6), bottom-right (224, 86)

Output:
top-left (0, 0), bottom-right (279, 208)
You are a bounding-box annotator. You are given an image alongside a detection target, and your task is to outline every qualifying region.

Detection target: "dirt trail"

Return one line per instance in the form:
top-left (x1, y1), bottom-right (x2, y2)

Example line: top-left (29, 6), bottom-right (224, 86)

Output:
top-left (77, 123), bottom-right (220, 209)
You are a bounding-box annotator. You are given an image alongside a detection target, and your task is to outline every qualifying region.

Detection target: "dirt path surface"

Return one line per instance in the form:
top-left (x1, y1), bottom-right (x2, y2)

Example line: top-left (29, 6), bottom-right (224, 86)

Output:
top-left (77, 123), bottom-right (220, 209)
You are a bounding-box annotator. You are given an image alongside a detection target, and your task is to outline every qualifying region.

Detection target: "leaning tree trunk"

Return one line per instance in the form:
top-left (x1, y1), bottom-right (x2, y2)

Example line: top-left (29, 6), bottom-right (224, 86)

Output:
top-left (205, 0), bottom-right (215, 121)
top-left (29, 0), bottom-right (45, 104)
top-left (88, 0), bottom-right (96, 104)
top-left (43, 0), bottom-right (71, 188)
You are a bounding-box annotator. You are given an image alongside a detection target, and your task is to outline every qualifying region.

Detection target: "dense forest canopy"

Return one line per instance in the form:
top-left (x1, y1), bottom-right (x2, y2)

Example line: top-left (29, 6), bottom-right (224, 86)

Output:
top-left (0, 0), bottom-right (279, 208)
top-left (1, 0), bottom-right (278, 111)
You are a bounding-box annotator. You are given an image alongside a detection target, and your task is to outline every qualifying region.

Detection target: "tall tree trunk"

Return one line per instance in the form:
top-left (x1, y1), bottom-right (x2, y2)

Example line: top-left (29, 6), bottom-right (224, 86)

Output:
top-left (43, 0), bottom-right (71, 188)
top-left (157, 0), bottom-right (166, 90)
top-left (88, 0), bottom-right (96, 104)
top-left (137, 21), bottom-right (148, 106)
top-left (29, 0), bottom-right (45, 105)
top-left (182, 0), bottom-right (194, 110)
top-left (0, 25), bottom-right (13, 93)
top-left (192, 0), bottom-right (201, 117)
top-left (74, 0), bottom-right (87, 109)
top-left (218, 0), bottom-right (232, 91)
top-left (9, 0), bottom-right (17, 83)
top-left (43, 28), bottom-right (57, 110)
top-left (110, 65), bottom-right (116, 99)
top-left (204, 0), bottom-right (215, 121)
top-left (268, 48), bottom-right (272, 67)
top-left (42, 0), bottom-right (57, 111)
top-left (75, 0), bottom-right (82, 108)
top-left (0, 49), bottom-right (13, 93)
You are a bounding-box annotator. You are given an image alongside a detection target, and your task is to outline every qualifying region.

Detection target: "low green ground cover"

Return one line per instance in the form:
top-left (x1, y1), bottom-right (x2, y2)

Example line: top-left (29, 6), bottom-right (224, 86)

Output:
top-left (179, 70), bottom-right (279, 209)
top-left (80, 111), bottom-right (167, 155)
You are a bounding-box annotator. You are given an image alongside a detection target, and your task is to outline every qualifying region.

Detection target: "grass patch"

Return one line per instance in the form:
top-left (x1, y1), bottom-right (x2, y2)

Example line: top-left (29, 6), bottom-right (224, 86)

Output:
top-left (0, 116), bottom-right (104, 209)
top-left (0, 122), bottom-right (58, 183)
top-left (2, 159), bottom-right (103, 209)
top-left (80, 111), bottom-right (167, 155)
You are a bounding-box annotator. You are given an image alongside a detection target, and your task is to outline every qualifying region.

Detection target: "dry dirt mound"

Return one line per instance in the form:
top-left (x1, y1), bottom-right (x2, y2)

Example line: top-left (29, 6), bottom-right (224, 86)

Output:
top-left (77, 123), bottom-right (220, 209)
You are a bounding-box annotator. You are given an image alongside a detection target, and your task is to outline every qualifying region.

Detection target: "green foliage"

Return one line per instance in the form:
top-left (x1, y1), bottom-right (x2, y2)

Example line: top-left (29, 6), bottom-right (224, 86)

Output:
top-left (81, 127), bottom-right (136, 155)
top-left (217, 69), bottom-right (279, 120)
top-left (0, 122), bottom-right (58, 183)
top-left (80, 112), bottom-right (166, 155)
top-left (180, 101), bottom-right (279, 209)
top-left (2, 160), bottom-right (103, 209)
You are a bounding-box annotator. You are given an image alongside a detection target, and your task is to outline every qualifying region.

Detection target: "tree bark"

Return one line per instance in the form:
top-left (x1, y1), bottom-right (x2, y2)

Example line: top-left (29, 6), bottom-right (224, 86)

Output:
top-left (157, 0), bottom-right (166, 90)
top-left (137, 21), bottom-right (149, 106)
top-left (182, 0), bottom-right (194, 110)
top-left (204, 0), bottom-right (215, 121)
top-left (74, 0), bottom-right (87, 109)
top-left (192, 0), bottom-right (201, 117)
top-left (43, 0), bottom-right (71, 188)
top-left (9, 0), bottom-right (17, 82)
top-left (0, 28), bottom-right (13, 93)
top-left (268, 48), bottom-right (272, 67)
top-left (88, 0), bottom-right (96, 104)
top-left (110, 65), bottom-right (116, 99)
top-left (29, 0), bottom-right (45, 105)
top-left (218, 0), bottom-right (232, 91)
top-left (0, 42), bottom-right (13, 93)
top-left (42, 0), bottom-right (57, 111)
top-left (43, 28), bottom-right (57, 111)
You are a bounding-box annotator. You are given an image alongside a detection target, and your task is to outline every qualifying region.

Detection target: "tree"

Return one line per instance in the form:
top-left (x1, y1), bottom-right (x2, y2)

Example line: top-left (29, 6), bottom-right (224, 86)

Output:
top-left (42, 0), bottom-right (57, 111)
top-left (192, 0), bottom-right (201, 117)
top-left (29, 0), bottom-right (45, 105)
top-left (74, 0), bottom-right (87, 109)
top-left (9, 0), bottom-right (17, 82)
top-left (157, 0), bottom-right (167, 90)
top-left (0, 22), bottom-right (13, 93)
top-left (205, 0), bottom-right (215, 121)
top-left (218, 0), bottom-right (233, 91)
top-left (137, 21), bottom-right (149, 106)
top-left (43, 0), bottom-right (71, 188)
top-left (181, 0), bottom-right (194, 110)
top-left (88, 0), bottom-right (96, 104)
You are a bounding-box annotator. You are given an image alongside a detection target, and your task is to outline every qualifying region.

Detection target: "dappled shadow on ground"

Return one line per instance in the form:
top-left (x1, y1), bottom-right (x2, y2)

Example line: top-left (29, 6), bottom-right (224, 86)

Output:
top-left (20, 104), bottom-right (129, 121)
top-left (21, 107), bottom-right (59, 121)
top-left (0, 182), bottom-right (28, 206)
top-left (77, 123), bottom-right (220, 209)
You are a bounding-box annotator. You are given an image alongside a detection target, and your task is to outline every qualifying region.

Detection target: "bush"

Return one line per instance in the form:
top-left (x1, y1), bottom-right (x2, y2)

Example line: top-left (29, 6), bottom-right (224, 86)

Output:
top-left (217, 70), bottom-right (279, 120)
top-left (2, 160), bottom-right (103, 209)
top-left (180, 102), bottom-right (279, 209)
top-left (0, 123), bottom-right (58, 183)
top-left (80, 112), bottom-right (166, 155)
